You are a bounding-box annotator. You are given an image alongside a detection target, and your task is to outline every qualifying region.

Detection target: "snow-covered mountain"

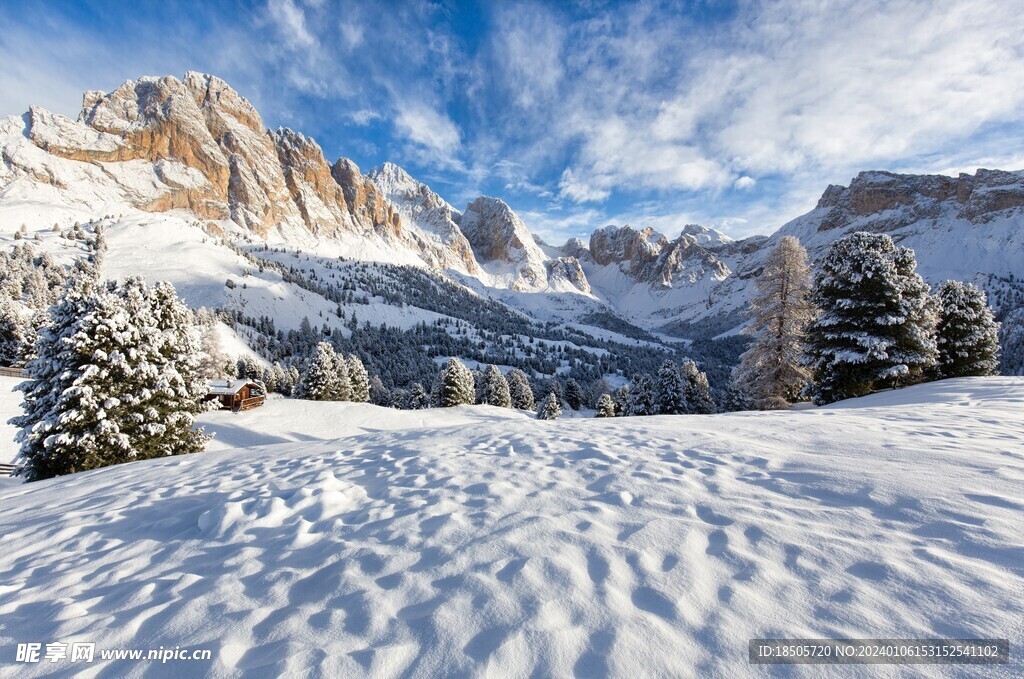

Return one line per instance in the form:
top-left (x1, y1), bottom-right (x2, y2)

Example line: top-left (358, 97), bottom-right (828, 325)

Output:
top-left (2, 72), bottom-right (1024, 368)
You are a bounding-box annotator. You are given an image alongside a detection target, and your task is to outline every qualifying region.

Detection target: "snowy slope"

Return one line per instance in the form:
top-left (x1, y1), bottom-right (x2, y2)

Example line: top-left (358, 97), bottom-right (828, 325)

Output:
top-left (0, 377), bottom-right (1020, 677)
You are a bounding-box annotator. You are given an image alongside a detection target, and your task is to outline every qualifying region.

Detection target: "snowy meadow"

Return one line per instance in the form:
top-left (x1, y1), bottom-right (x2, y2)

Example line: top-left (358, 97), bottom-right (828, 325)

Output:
top-left (1, 377), bottom-right (1021, 677)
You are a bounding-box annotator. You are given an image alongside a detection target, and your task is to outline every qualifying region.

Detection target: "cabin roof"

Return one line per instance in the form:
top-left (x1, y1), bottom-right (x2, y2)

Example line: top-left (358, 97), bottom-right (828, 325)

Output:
top-left (207, 379), bottom-right (263, 396)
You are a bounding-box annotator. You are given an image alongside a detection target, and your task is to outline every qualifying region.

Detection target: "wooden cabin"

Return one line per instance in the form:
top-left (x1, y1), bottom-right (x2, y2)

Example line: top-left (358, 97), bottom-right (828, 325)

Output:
top-left (206, 379), bottom-right (266, 412)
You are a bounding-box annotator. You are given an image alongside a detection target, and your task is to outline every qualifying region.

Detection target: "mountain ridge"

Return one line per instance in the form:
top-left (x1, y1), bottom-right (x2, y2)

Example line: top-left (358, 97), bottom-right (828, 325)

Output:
top-left (2, 72), bottom-right (1024, 361)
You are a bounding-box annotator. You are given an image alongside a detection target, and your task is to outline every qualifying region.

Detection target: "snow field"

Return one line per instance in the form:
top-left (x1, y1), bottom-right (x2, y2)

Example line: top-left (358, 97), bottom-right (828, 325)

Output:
top-left (0, 378), bottom-right (1021, 677)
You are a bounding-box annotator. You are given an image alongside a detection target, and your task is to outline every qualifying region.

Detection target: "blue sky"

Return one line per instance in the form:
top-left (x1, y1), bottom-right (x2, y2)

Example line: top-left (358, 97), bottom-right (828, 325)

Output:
top-left (2, 0), bottom-right (1023, 243)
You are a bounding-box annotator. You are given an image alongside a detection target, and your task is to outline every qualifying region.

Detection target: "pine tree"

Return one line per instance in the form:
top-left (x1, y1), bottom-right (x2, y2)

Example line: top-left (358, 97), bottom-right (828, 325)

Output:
top-left (0, 296), bottom-right (28, 366)
top-left (408, 382), bottom-right (430, 409)
top-left (347, 354), bottom-right (371, 402)
top-left (733, 236), bottom-right (816, 409)
top-left (612, 385), bottom-right (630, 416)
top-left (805, 232), bottom-right (937, 404)
top-left (595, 393), bottom-right (616, 418)
top-left (299, 342), bottom-right (339, 401)
top-left (536, 391), bottom-right (562, 420)
top-left (333, 352), bottom-right (352, 401)
top-left (680, 360), bottom-right (716, 413)
top-left (369, 375), bottom-right (391, 406)
top-left (438, 357), bottom-right (474, 407)
top-left (934, 280), bottom-right (1000, 377)
top-left (655, 360), bottom-right (687, 414)
top-left (481, 365), bottom-right (512, 407)
top-left (506, 368), bottom-right (535, 410)
top-left (721, 379), bottom-right (754, 412)
top-left (14, 276), bottom-right (209, 480)
top-left (563, 378), bottom-right (584, 410)
top-left (627, 374), bottom-right (657, 416)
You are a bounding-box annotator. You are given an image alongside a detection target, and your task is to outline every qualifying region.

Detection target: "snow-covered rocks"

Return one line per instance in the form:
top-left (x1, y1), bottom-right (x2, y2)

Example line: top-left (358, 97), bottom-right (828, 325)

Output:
top-left (459, 196), bottom-right (552, 291)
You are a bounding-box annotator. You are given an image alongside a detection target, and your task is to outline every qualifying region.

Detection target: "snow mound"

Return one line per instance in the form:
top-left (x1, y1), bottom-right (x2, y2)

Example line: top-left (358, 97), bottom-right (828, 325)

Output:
top-left (0, 378), bottom-right (1021, 677)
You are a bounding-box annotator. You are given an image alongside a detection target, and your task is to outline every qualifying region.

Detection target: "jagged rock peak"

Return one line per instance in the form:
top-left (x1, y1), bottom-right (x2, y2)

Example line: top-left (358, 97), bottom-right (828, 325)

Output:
top-left (813, 168), bottom-right (1024, 226)
top-left (589, 225), bottom-right (666, 267)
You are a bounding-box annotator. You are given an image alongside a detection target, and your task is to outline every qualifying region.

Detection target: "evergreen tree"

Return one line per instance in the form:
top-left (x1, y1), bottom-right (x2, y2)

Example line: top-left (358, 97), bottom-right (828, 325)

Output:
top-left (655, 360), bottom-right (687, 414)
top-left (680, 360), bottom-right (716, 413)
top-left (506, 368), bottom-right (535, 410)
top-left (369, 375), bottom-right (391, 406)
top-left (0, 296), bottom-right (28, 366)
top-left (733, 236), bottom-right (816, 409)
top-left (721, 380), bottom-right (754, 412)
top-left (805, 232), bottom-right (937, 404)
top-left (194, 307), bottom-right (228, 379)
top-left (14, 276), bottom-right (209, 481)
top-left (480, 365), bottom-right (512, 407)
top-left (299, 342), bottom-right (340, 401)
top-left (438, 357), bottom-right (475, 407)
top-left (934, 280), bottom-right (1000, 377)
top-left (612, 385), bottom-right (630, 416)
top-left (595, 393), bottom-right (616, 418)
top-left (236, 355), bottom-right (262, 382)
top-left (627, 374), bottom-right (657, 416)
top-left (536, 391), bottom-right (562, 420)
top-left (333, 352), bottom-right (352, 401)
top-left (347, 354), bottom-right (371, 402)
top-left (408, 382), bottom-right (430, 409)
top-left (563, 378), bottom-right (584, 410)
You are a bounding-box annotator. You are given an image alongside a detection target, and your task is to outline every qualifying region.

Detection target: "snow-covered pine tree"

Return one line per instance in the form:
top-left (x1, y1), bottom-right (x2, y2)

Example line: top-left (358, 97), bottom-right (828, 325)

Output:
top-left (732, 235), bottom-right (816, 409)
top-left (271, 363), bottom-right (288, 394)
top-left (506, 368), bottom-right (535, 410)
top-left (194, 307), bottom-right (228, 379)
top-left (347, 354), bottom-right (371, 402)
top-left (612, 385), bottom-right (630, 416)
top-left (721, 378), bottom-right (754, 412)
top-left (438, 358), bottom-right (475, 407)
top-left (14, 276), bottom-right (209, 480)
top-left (595, 393), bottom-right (616, 418)
top-left (237, 355), bottom-right (262, 382)
top-left (299, 342), bottom-right (340, 401)
top-left (627, 374), bottom-right (657, 416)
top-left (805, 232), bottom-right (937, 404)
top-left (131, 280), bottom-right (210, 461)
top-left (655, 360), bottom-right (687, 414)
top-left (408, 382), bottom-right (430, 409)
top-left (935, 280), bottom-right (1001, 377)
top-left (0, 295), bottom-right (28, 366)
top-left (369, 375), bottom-right (391, 406)
top-left (536, 391), bottom-right (562, 420)
top-left (563, 378), bottom-right (584, 410)
top-left (680, 360), bottom-right (716, 414)
top-left (333, 352), bottom-right (352, 401)
top-left (481, 365), bottom-right (512, 407)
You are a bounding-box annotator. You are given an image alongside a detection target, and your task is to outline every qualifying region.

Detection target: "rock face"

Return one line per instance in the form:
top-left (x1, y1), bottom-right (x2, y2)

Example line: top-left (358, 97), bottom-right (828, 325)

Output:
top-left (589, 225), bottom-right (730, 288)
top-left (368, 162), bottom-right (480, 274)
top-left (10, 72), bottom-right (411, 242)
top-left (459, 197), bottom-right (550, 290)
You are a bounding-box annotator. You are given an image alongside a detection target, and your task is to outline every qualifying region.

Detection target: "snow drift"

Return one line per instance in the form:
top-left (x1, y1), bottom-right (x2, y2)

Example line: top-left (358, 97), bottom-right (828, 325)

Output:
top-left (0, 378), bottom-right (1021, 677)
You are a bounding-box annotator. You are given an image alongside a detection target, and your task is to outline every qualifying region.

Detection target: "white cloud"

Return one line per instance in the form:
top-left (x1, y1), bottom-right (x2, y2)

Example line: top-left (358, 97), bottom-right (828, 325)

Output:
top-left (558, 168), bottom-right (611, 203)
top-left (394, 101), bottom-right (462, 168)
top-left (734, 176), bottom-right (756, 190)
top-left (266, 0), bottom-right (316, 49)
top-left (339, 21), bottom-right (364, 50)
top-left (349, 109), bottom-right (381, 126)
